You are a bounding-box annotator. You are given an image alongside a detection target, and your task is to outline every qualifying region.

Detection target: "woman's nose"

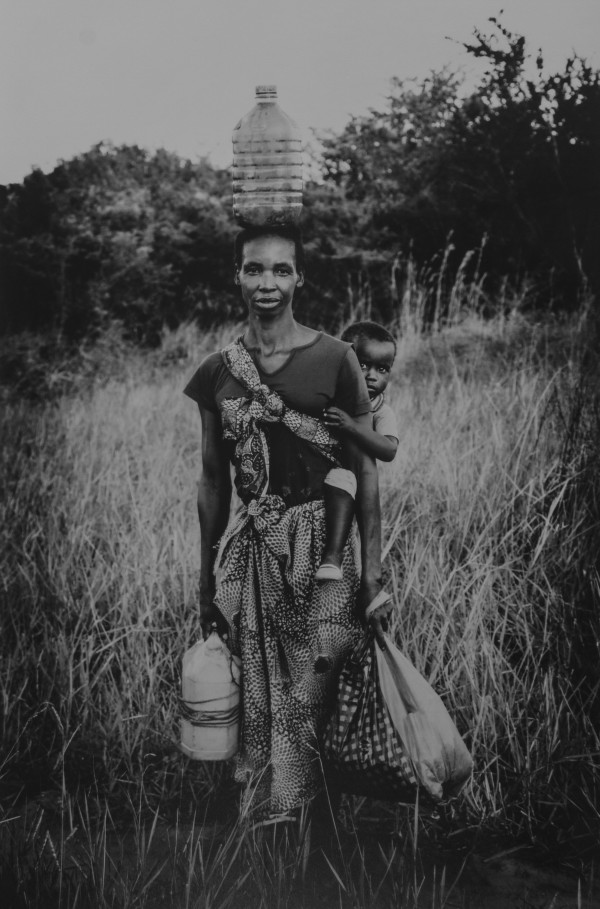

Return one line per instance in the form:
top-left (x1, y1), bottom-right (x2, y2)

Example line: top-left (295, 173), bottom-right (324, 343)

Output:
top-left (259, 271), bottom-right (276, 288)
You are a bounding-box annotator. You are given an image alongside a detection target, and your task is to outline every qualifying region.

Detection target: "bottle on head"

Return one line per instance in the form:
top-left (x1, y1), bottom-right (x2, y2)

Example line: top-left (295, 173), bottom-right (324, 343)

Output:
top-left (232, 84), bottom-right (303, 228)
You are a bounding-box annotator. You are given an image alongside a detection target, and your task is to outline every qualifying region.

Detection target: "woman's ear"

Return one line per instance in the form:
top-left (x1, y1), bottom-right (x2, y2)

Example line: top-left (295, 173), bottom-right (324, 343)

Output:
top-left (296, 270), bottom-right (305, 288)
top-left (234, 269), bottom-right (241, 285)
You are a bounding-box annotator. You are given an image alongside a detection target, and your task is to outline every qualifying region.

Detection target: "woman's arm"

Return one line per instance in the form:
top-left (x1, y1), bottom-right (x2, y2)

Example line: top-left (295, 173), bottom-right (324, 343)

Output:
top-left (323, 405), bottom-right (397, 461)
top-left (340, 413), bottom-right (389, 647)
top-left (197, 405), bottom-right (232, 633)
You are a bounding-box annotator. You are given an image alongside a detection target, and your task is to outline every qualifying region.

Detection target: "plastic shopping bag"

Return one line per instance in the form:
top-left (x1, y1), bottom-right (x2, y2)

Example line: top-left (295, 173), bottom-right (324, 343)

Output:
top-left (321, 635), bottom-right (419, 801)
top-left (375, 634), bottom-right (473, 800)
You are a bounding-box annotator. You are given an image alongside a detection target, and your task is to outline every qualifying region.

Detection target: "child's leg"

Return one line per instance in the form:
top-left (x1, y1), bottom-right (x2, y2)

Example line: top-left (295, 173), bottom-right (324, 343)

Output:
top-left (316, 468), bottom-right (357, 582)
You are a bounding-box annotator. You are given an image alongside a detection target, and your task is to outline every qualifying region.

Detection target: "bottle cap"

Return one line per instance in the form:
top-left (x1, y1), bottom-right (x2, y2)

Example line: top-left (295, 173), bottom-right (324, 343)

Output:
top-left (255, 85), bottom-right (277, 99)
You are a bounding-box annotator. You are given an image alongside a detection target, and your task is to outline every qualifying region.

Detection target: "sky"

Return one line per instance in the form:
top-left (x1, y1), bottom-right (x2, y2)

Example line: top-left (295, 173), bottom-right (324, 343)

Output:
top-left (2, 0), bottom-right (599, 185)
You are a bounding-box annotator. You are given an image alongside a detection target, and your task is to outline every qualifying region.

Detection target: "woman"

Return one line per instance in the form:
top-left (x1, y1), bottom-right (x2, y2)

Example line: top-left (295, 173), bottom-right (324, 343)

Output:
top-left (184, 226), bottom-right (392, 815)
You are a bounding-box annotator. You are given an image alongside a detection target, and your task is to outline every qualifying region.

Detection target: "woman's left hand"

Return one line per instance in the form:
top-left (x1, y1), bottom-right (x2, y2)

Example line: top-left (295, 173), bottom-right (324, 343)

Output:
top-left (358, 581), bottom-right (393, 650)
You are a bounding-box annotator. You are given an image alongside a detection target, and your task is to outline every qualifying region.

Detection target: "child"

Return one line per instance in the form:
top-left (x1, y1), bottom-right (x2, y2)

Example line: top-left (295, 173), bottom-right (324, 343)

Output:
top-left (317, 320), bottom-right (399, 582)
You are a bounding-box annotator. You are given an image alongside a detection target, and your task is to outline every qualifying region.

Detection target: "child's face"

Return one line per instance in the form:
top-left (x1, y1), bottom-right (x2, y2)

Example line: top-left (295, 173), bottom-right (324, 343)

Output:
top-left (355, 339), bottom-right (396, 400)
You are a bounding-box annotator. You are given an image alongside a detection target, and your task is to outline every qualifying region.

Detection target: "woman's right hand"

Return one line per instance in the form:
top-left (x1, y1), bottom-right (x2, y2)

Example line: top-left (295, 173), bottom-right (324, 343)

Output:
top-left (199, 594), bottom-right (229, 639)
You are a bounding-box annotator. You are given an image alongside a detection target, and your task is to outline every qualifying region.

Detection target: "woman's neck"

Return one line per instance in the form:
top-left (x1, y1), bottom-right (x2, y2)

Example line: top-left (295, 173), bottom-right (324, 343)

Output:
top-left (244, 314), bottom-right (315, 356)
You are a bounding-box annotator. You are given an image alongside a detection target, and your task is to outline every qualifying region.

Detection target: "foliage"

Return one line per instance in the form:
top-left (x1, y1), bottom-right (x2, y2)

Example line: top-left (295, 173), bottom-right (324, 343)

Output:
top-left (1, 314), bottom-right (599, 906)
top-left (1, 17), bottom-right (599, 344)
top-left (318, 17), bottom-right (600, 308)
top-left (0, 143), bottom-right (238, 342)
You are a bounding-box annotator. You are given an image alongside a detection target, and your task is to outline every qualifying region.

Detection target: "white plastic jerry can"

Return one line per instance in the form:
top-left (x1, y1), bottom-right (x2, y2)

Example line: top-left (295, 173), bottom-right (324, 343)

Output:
top-left (180, 627), bottom-right (241, 761)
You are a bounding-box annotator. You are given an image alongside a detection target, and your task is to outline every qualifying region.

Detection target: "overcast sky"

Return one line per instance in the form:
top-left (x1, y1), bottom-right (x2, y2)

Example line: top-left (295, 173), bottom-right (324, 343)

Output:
top-left (2, 0), bottom-right (599, 185)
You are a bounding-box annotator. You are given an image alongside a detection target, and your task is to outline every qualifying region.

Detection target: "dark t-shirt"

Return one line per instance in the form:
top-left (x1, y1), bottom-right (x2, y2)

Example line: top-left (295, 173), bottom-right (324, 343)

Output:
top-left (184, 332), bottom-right (370, 506)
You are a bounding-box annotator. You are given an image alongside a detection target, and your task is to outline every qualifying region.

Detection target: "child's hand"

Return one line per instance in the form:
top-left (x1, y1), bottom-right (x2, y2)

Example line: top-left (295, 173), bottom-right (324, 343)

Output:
top-left (322, 406), bottom-right (355, 434)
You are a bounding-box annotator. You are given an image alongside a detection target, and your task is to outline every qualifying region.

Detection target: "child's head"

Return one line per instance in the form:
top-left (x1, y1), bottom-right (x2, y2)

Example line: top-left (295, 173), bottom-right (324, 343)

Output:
top-left (341, 320), bottom-right (396, 400)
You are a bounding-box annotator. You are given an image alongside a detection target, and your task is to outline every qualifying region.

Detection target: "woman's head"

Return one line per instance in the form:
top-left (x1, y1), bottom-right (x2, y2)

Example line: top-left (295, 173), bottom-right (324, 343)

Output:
top-left (234, 225), bottom-right (305, 275)
top-left (234, 227), bottom-right (305, 320)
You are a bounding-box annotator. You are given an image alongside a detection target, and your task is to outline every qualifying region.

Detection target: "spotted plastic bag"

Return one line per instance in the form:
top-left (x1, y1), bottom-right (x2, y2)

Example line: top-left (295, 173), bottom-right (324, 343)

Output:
top-left (375, 634), bottom-right (473, 801)
top-left (322, 633), bottom-right (472, 802)
top-left (321, 635), bottom-right (419, 801)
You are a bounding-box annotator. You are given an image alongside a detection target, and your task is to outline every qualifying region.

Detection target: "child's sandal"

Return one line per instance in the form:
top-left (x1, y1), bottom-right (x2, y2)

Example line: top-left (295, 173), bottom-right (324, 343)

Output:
top-left (316, 563), bottom-right (344, 582)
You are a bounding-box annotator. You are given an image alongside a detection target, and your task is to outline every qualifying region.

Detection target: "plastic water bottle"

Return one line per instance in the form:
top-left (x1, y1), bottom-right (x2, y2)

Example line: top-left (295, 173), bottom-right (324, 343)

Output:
top-left (232, 84), bottom-right (303, 227)
top-left (180, 627), bottom-right (241, 761)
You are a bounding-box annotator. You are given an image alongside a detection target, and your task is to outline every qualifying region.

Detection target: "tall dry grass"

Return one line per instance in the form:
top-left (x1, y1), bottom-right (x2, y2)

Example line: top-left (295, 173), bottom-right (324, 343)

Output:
top-left (380, 315), bottom-right (600, 843)
top-left (1, 308), bottom-right (599, 907)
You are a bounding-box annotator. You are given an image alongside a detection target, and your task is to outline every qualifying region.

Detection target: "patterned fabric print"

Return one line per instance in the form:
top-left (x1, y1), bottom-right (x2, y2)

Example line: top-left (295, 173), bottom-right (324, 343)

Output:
top-left (213, 339), bottom-right (364, 815)
top-left (215, 498), bottom-right (363, 814)
top-left (220, 340), bottom-right (341, 503)
top-left (322, 636), bottom-right (419, 801)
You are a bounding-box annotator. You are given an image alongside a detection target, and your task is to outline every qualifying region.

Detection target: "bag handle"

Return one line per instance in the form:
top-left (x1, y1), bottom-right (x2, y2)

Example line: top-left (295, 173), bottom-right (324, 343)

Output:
top-left (380, 635), bottom-right (419, 714)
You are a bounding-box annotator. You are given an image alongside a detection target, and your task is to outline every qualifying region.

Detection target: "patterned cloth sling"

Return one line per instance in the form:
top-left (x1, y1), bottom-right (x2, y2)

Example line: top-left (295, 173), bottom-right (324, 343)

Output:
top-left (214, 338), bottom-right (341, 579)
top-left (220, 337), bottom-right (340, 501)
top-left (211, 337), bottom-right (363, 815)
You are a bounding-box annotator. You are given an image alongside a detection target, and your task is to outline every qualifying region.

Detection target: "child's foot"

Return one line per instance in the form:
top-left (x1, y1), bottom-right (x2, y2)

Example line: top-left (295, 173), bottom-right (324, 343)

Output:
top-left (316, 553), bottom-right (343, 582)
top-left (315, 564), bottom-right (343, 581)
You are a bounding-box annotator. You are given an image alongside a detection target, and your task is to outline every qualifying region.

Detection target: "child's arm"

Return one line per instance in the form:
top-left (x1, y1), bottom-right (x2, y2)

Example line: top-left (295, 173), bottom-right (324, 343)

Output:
top-left (323, 406), bottom-right (398, 462)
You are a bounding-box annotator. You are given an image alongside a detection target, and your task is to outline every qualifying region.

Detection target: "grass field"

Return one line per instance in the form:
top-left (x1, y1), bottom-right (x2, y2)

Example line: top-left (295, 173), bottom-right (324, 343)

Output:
top-left (1, 308), bottom-right (599, 908)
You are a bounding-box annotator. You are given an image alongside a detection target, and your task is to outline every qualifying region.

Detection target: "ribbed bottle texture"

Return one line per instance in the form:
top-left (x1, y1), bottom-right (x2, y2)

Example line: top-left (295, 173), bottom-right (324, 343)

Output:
top-left (180, 629), bottom-right (241, 761)
top-left (232, 85), bottom-right (303, 227)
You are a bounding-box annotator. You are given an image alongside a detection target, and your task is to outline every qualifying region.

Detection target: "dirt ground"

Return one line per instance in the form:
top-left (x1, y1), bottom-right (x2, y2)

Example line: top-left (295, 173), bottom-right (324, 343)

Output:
top-left (119, 820), bottom-right (600, 909)
top-left (432, 851), bottom-right (600, 909)
top-left (5, 793), bottom-right (600, 909)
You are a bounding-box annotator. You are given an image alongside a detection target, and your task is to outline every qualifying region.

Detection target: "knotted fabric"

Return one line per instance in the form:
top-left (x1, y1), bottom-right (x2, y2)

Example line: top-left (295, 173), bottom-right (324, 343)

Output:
top-left (212, 337), bottom-right (363, 816)
top-left (220, 338), bottom-right (340, 502)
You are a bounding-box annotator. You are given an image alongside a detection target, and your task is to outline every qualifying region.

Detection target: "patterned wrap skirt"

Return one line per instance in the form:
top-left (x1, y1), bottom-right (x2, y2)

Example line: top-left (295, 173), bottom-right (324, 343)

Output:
top-left (214, 496), bottom-right (363, 815)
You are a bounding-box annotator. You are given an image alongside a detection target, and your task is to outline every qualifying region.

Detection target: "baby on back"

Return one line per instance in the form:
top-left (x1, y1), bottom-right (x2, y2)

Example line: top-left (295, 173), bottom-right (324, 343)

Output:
top-left (318, 319), bottom-right (398, 580)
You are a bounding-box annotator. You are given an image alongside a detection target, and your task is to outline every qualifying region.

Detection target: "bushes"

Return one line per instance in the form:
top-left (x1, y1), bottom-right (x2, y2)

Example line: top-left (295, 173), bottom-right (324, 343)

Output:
top-left (1, 19), bottom-right (599, 347)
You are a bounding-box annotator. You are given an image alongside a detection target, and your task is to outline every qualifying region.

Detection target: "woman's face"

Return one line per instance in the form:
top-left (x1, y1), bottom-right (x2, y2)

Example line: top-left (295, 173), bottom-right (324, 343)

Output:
top-left (235, 235), bottom-right (304, 320)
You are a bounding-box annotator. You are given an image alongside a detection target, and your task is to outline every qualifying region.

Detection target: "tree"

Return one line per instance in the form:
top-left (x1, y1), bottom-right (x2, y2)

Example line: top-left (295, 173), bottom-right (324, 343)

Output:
top-left (0, 144), bottom-right (237, 340)
top-left (316, 16), bottom-right (600, 309)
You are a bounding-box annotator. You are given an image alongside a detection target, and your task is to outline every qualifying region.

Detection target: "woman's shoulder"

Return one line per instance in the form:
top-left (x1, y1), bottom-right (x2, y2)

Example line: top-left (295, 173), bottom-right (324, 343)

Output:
top-left (185, 349), bottom-right (223, 383)
top-left (199, 349), bottom-right (224, 371)
top-left (293, 331), bottom-right (362, 389)
top-left (316, 331), bottom-right (352, 355)
top-left (289, 333), bottom-right (355, 391)
top-left (314, 332), bottom-right (362, 378)
top-left (183, 349), bottom-right (225, 406)
top-left (295, 329), bottom-right (352, 363)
